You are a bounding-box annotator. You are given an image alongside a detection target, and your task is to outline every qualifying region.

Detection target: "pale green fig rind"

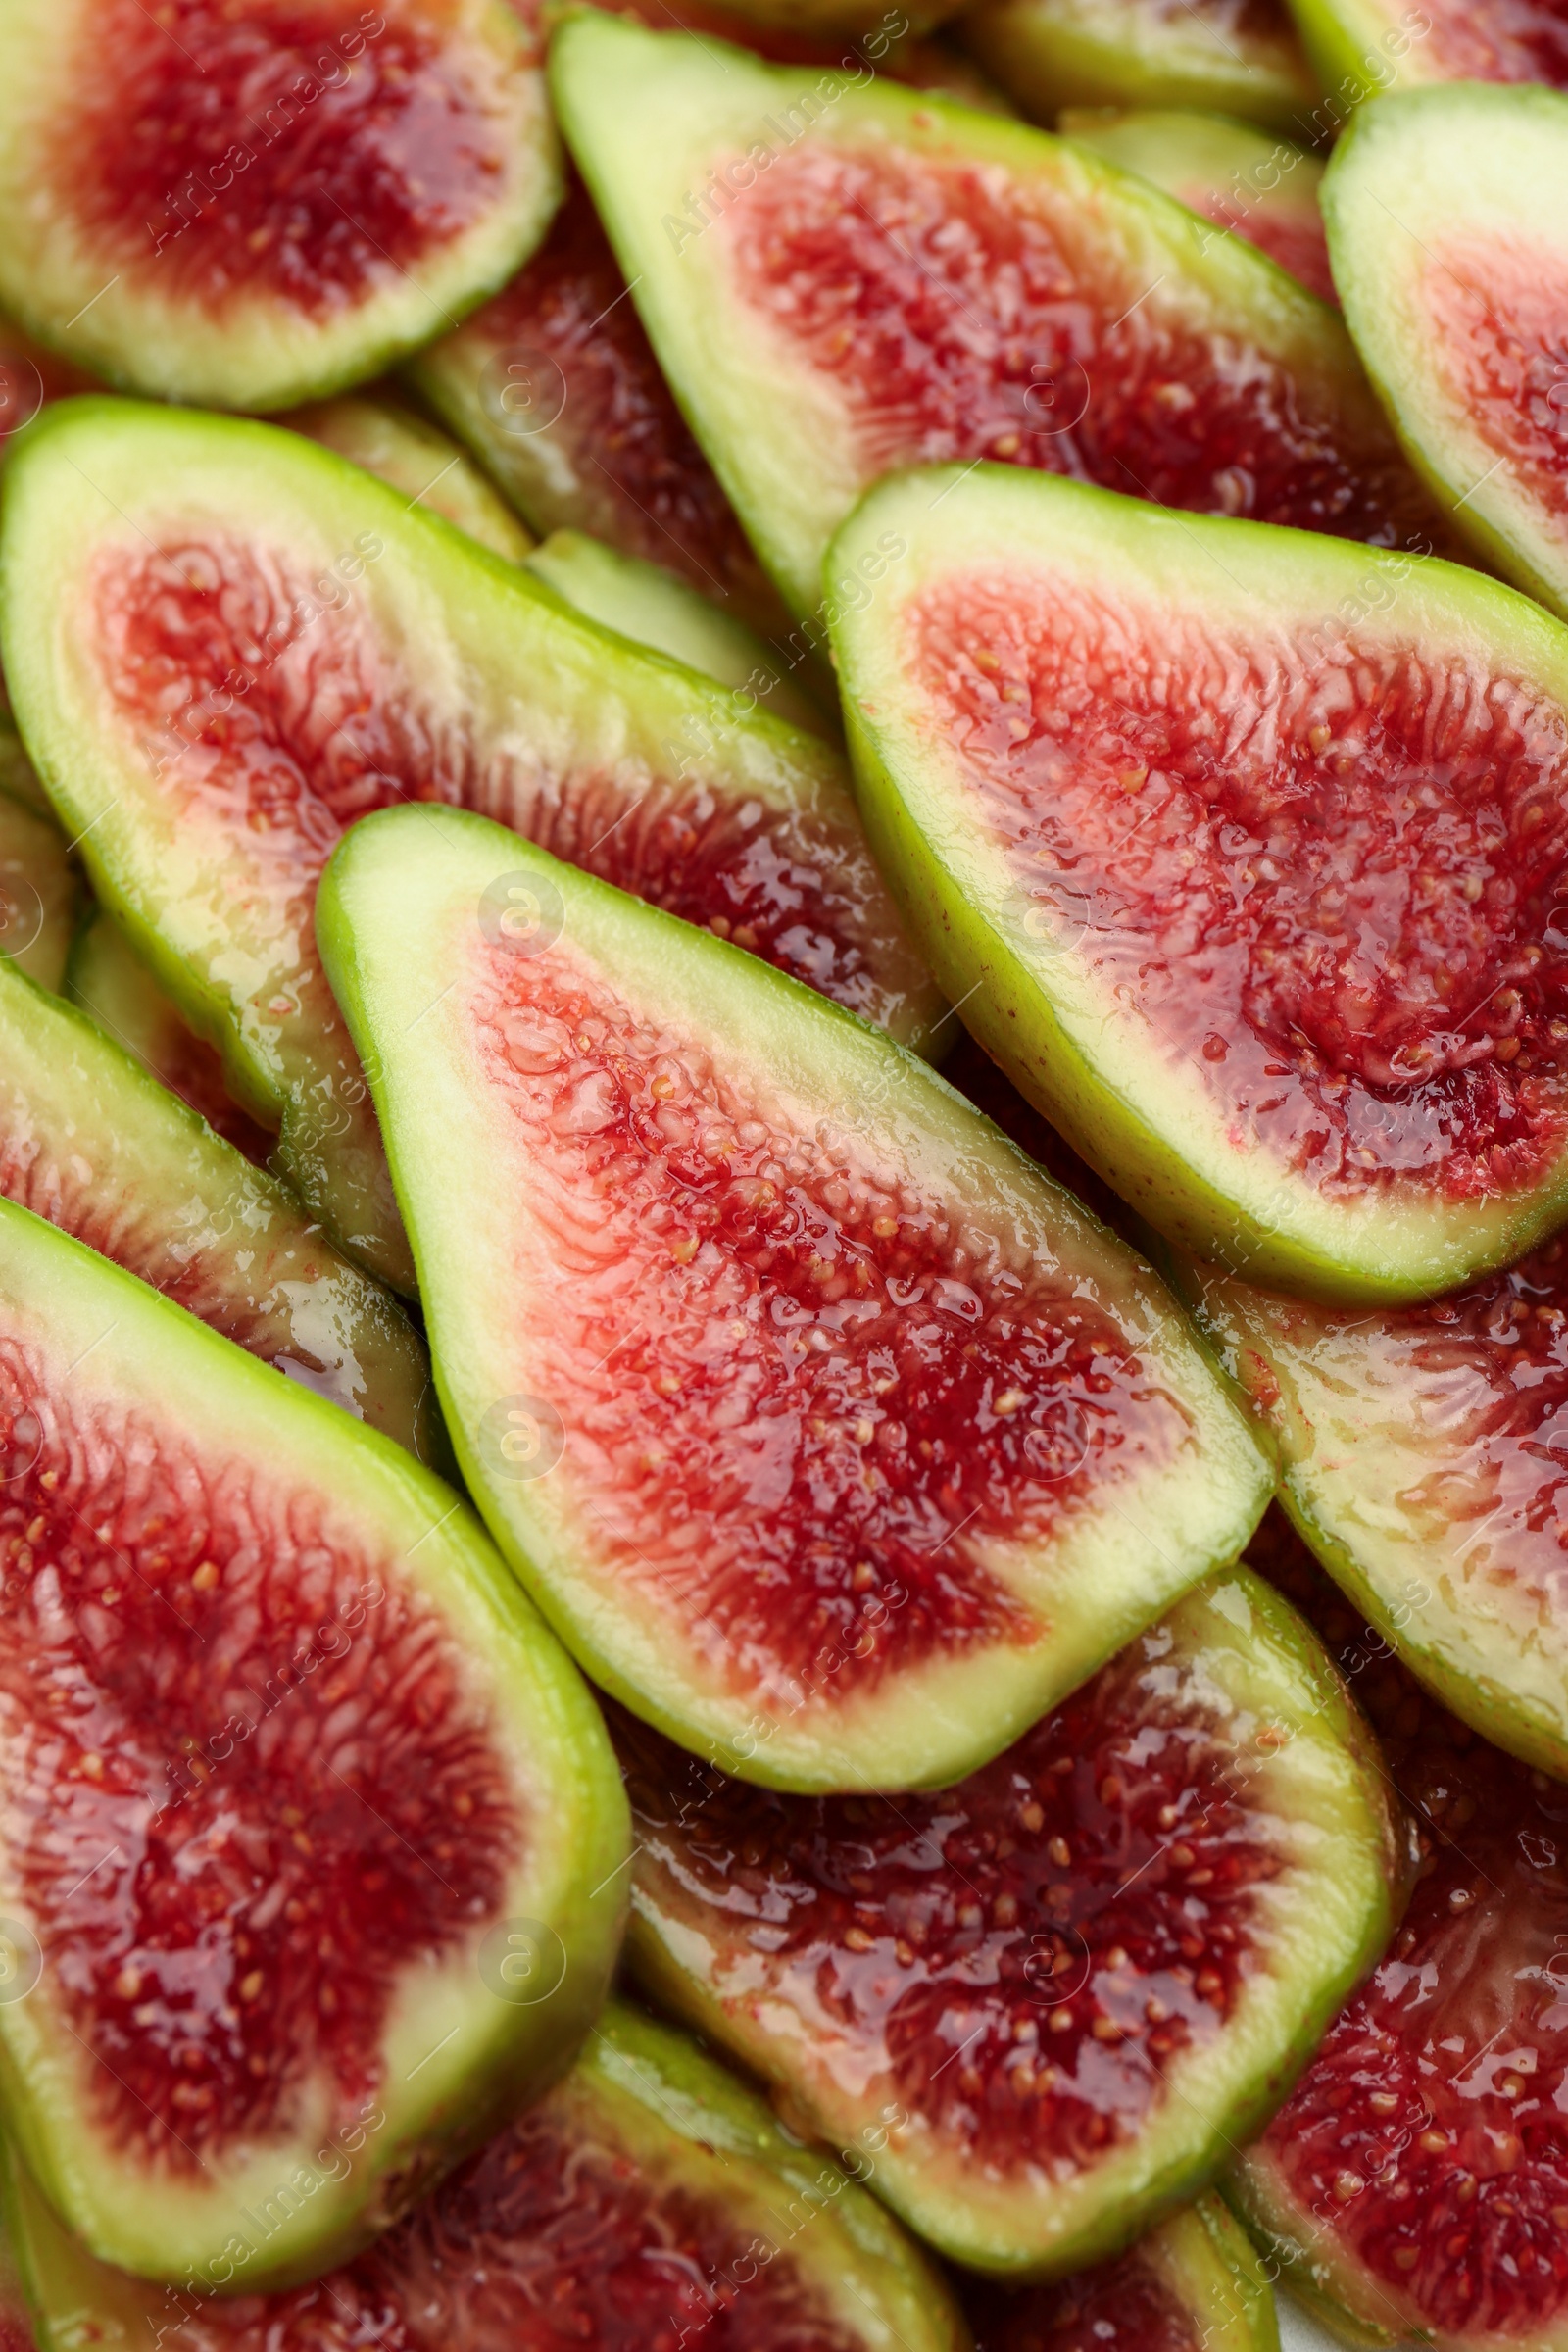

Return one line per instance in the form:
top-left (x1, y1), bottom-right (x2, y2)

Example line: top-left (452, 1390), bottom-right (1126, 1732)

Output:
top-left (1149, 2193), bottom-right (1283, 2352)
top-left (549, 16), bottom-right (1416, 625)
top-left (828, 462), bottom-right (1568, 1305)
top-left (1283, 0), bottom-right (1445, 112)
top-left (1223, 2155), bottom-right (1414, 2350)
top-left (1323, 81), bottom-right (1568, 625)
top-left (0, 0), bottom-right (564, 412)
top-left (281, 391), bottom-right (537, 562)
top-left (1059, 106), bottom-right (1326, 290)
top-left (959, 0), bottom-right (1319, 136)
top-left (319, 801), bottom-right (1270, 1792)
top-left (66, 906), bottom-right (244, 1107)
top-left (0, 796), bottom-right (75, 994)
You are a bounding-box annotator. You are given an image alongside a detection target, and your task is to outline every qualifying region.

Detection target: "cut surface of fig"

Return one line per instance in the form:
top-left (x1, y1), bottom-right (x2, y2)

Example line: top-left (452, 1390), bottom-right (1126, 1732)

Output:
top-left (959, 0), bottom-right (1317, 133)
top-left (1060, 107), bottom-right (1332, 303)
top-left (1234, 1511), bottom-right (1568, 2352)
top-left (0, 400), bottom-right (937, 1296)
top-left (831, 463), bottom-right (1568, 1304)
top-left (550, 17), bottom-right (1434, 619)
top-left (0, 1194), bottom-right (627, 2285)
top-left (1288, 0), bottom-right (1568, 100)
top-left (320, 805), bottom-right (1270, 1792)
top-left (0, 0), bottom-right (561, 411)
top-left (1324, 83), bottom-right (1568, 628)
top-left (965, 2194), bottom-right (1280, 2350)
top-left (280, 390), bottom-right (537, 562)
top-left (616, 1565), bottom-right (1402, 2271)
top-left (6, 2003), bottom-right (965, 2352)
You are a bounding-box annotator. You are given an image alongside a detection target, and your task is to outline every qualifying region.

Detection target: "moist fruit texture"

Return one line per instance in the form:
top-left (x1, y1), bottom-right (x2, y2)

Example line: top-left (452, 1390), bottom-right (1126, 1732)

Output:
top-left (965, 2194), bottom-right (1280, 2351)
top-left (5, 2005), bottom-right (967, 2352)
top-left (1234, 1510), bottom-right (1568, 2351)
top-left (958, 0), bottom-right (1317, 133)
top-left (830, 463), bottom-right (1568, 1304)
top-left (408, 178), bottom-right (790, 639)
top-left (1323, 83), bottom-right (1568, 628)
top-left (615, 1565), bottom-right (1403, 2272)
top-left (1288, 0), bottom-right (1568, 104)
top-left (0, 401), bottom-right (937, 1297)
top-left (0, 798), bottom-right (75, 996)
top-left (280, 391), bottom-right (536, 562)
top-left (0, 0), bottom-right (561, 410)
top-left (319, 805), bottom-right (1270, 1793)
top-left (0, 1194), bottom-right (627, 2288)
top-left (1060, 108), bottom-right (1333, 304)
top-left (552, 20), bottom-right (1439, 627)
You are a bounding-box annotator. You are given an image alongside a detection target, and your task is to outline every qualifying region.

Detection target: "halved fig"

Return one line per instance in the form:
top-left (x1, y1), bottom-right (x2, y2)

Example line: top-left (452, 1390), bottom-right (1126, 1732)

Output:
top-left (320, 804), bottom-right (1271, 1792)
top-left (407, 177), bottom-right (789, 638)
top-left (0, 1190), bottom-right (627, 2285)
top-left (0, 399), bottom-right (937, 1295)
top-left (1233, 1510), bottom-right (1568, 2352)
top-left (4, 2002), bottom-right (964, 2350)
top-left (614, 1562), bottom-right (1403, 2269)
top-left (1288, 0), bottom-right (1568, 103)
top-left (524, 526), bottom-right (834, 737)
top-left (0, 796), bottom-right (74, 996)
top-left (1323, 83), bottom-right (1568, 627)
top-left (0, 0), bottom-right (561, 412)
top-left (552, 19), bottom-right (1441, 626)
top-left (1060, 107), bottom-right (1333, 303)
top-left (281, 389), bottom-right (536, 562)
top-left (960, 0), bottom-right (1317, 133)
top-left (966, 2193), bottom-right (1280, 2349)
top-left (830, 462), bottom-right (1568, 1304)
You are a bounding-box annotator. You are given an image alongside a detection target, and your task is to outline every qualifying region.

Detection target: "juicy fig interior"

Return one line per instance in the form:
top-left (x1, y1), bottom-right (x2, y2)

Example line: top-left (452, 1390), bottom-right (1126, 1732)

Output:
top-left (1410, 0), bottom-right (1568, 83)
top-left (727, 143), bottom-right (1427, 544)
top-left (0, 1347), bottom-right (520, 2169)
top-left (469, 935), bottom-right (1190, 1702)
top-left (910, 568), bottom-right (1568, 1203)
top-left (1426, 234), bottom-right (1568, 525)
top-left (50, 0), bottom-right (509, 316)
top-left (968, 2248), bottom-right (1199, 2352)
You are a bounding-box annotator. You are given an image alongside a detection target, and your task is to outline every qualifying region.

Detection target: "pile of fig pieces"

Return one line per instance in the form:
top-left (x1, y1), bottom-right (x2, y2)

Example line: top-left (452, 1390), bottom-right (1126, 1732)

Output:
top-left (10, 0), bottom-right (1568, 2345)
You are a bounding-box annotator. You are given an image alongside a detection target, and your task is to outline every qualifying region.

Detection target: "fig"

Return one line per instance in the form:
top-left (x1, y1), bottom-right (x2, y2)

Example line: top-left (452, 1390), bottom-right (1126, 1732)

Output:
top-left (552, 19), bottom-right (1441, 627)
top-left (0, 0), bottom-right (562, 413)
top-left (0, 313), bottom-right (91, 459)
top-left (959, 0), bottom-right (1317, 134)
top-left (1323, 83), bottom-right (1568, 627)
top-left (0, 1189), bottom-right (627, 2285)
top-left (1288, 0), bottom-right (1568, 105)
top-left (1232, 1510), bottom-right (1568, 2351)
top-left (553, 0), bottom-right (1015, 109)
top-left (0, 2214), bottom-right (28, 2352)
top-left (406, 177), bottom-right (790, 639)
top-left (319, 803), bottom-right (1271, 1792)
top-left (965, 2193), bottom-right (1280, 2350)
top-left (613, 1563), bottom-right (1404, 2272)
top-left (0, 796), bottom-right (75, 996)
top-left (3, 2002), bottom-right (964, 2351)
top-left (1060, 107), bottom-right (1333, 303)
top-left (0, 399), bottom-right (937, 1296)
top-left (281, 390), bottom-right (536, 563)
top-left (830, 462), bottom-right (1568, 1305)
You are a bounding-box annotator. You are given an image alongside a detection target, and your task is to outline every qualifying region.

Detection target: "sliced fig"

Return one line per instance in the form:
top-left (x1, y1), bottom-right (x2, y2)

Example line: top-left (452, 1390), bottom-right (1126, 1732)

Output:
top-left (0, 1190), bottom-right (627, 2284)
top-left (1288, 0), bottom-right (1568, 103)
top-left (830, 462), bottom-right (1568, 1304)
top-left (0, 399), bottom-right (938, 1295)
top-left (406, 176), bottom-right (790, 638)
top-left (0, 796), bottom-right (75, 996)
top-left (1323, 83), bottom-right (1568, 627)
top-left (281, 389), bottom-right (537, 562)
top-left (320, 804), bottom-right (1271, 1792)
top-left (0, 0), bottom-right (561, 412)
top-left (1233, 1510), bottom-right (1568, 2352)
top-left (0, 710), bottom-right (50, 824)
top-left (5, 2002), bottom-right (964, 2350)
top-left (965, 2193), bottom-right (1280, 2350)
top-left (614, 1562), bottom-right (1403, 2270)
top-left (555, 0), bottom-right (1014, 109)
top-left (552, 19), bottom-right (1442, 626)
top-left (959, 0), bottom-right (1317, 134)
top-left (1060, 107), bottom-right (1333, 303)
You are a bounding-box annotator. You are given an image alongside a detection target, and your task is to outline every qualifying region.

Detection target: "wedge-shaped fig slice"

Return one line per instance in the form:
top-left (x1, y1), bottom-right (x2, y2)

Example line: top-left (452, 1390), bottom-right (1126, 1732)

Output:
top-left (0, 1192), bottom-right (627, 2285)
top-left (0, 399), bottom-right (936, 1296)
top-left (614, 1563), bottom-right (1403, 2269)
top-left (1324, 84), bottom-right (1568, 628)
top-left (553, 19), bottom-right (1440, 625)
top-left (4, 2002), bottom-right (963, 2349)
top-left (281, 390), bottom-right (536, 563)
top-left (0, 0), bottom-right (561, 412)
top-left (961, 0), bottom-right (1317, 133)
top-left (831, 463), bottom-right (1568, 1304)
top-left (0, 797), bottom-right (74, 996)
top-left (1233, 1512), bottom-right (1568, 2352)
top-left (1289, 0), bottom-right (1568, 103)
top-left (320, 804), bottom-right (1270, 1791)
top-left (966, 2193), bottom-right (1280, 2349)
top-left (1061, 107), bottom-right (1333, 302)
top-left (0, 947), bottom-right (433, 1449)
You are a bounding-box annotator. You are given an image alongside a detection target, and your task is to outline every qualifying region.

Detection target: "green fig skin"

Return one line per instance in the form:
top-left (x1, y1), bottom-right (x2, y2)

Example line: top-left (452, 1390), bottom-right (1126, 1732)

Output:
top-left (958, 0), bottom-right (1320, 136)
top-left (279, 392), bottom-right (537, 564)
top-left (966, 2192), bottom-right (1282, 2350)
